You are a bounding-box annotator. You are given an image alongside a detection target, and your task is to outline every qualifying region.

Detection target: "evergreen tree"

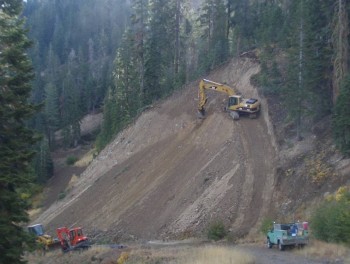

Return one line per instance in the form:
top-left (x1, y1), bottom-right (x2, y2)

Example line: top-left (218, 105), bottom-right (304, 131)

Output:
top-left (303, 0), bottom-right (333, 119)
top-left (144, 0), bottom-right (177, 103)
top-left (283, 0), bottom-right (313, 139)
top-left (198, 0), bottom-right (229, 73)
top-left (96, 87), bottom-right (116, 150)
top-left (114, 30), bottom-right (140, 121)
top-left (33, 136), bottom-right (53, 183)
top-left (0, 1), bottom-right (39, 262)
top-left (332, 0), bottom-right (349, 104)
top-left (131, 0), bottom-right (149, 103)
top-left (44, 82), bottom-right (60, 147)
top-left (333, 74), bottom-right (350, 156)
top-left (229, 0), bottom-right (256, 54)
top-left (23, 0), bottom-right (131, 149)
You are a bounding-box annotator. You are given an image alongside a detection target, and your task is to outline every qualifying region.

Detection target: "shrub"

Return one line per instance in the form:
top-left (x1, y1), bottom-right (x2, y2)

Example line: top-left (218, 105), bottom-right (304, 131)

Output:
top-left (66, 155), bottom-right (78, 165)
top-left (58, 191), bottom-right (66, 200)
top-left (260, 218), bottom-right (274, 235)
top-left (207, 221), bottom-right (226, 241)
top-left (311, 190), bottom-right (350, 244)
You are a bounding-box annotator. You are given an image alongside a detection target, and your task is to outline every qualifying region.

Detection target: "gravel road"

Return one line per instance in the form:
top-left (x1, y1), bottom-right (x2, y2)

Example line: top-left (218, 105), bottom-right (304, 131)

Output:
top-left (237, 244), bottom-right (343, 264)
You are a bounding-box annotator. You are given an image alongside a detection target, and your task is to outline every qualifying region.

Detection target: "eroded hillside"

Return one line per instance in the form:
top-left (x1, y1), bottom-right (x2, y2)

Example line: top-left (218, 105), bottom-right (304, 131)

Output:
top-left (34, 58), bottom-right (279, 241)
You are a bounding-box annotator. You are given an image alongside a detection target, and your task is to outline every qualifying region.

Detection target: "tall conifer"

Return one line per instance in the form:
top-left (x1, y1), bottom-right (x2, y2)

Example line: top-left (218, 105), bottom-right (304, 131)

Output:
top-left (0, 1), bottom-right (38, 262)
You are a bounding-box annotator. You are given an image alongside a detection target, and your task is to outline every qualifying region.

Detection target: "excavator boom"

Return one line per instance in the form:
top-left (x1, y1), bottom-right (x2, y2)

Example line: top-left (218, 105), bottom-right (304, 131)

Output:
top-left (198, 79), bottom-right (235, 115)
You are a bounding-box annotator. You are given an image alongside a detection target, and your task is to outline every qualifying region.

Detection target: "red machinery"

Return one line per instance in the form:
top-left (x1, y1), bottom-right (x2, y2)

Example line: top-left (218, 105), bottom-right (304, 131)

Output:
top-left (56, 227), bottom-right (90, 252)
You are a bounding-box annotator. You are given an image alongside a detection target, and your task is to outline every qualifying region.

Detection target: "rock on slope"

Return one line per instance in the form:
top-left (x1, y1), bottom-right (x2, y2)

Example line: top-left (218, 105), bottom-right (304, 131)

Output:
top-left (34, 58), bottom-right (278, 241)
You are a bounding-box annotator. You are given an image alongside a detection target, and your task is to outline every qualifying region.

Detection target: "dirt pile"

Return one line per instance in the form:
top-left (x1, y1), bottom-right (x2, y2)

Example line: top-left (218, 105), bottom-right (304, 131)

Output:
top-left (34, 58), bottom-right (278, 241)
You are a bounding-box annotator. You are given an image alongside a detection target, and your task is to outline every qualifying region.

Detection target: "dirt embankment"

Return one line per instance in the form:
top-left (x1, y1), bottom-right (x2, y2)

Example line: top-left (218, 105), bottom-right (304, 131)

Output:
top-left (34, 58), bottom-right (278, 241)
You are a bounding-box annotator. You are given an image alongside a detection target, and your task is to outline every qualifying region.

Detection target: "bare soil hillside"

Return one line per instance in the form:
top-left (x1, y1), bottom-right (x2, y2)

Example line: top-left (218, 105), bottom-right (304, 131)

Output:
top-left (33, 58), bottom-right (278, 241)
top-left (36, 59), bottom-right (276, 240)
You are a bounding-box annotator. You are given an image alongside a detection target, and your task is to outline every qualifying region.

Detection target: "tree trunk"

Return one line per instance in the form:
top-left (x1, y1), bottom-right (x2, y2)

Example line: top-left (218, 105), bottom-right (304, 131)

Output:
top-left (297, 0), bottom-right (304, 141)
top-left (174, 0), bottom-right (181, 75)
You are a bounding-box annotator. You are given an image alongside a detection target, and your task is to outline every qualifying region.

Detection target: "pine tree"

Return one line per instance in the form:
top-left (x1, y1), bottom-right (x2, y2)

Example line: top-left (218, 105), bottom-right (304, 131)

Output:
top-left (144, 0), bottom-right (177, 103)
top-left (131, 0), bottom-right (149, 106)
top-left (333, 75), bottom-right (350, 156)
top-left (0, 1), bottom-right (39, 262)
top-left (44, 82), bottom-right (60, 147)
top-left (332, 0), bottom-right (349, 104)
top-left (33, 136), bottom-right (53, 183)
top-left (229, 0), bottom-right (255, 55)
top-left (283, 0), bottom-right (311, 139)
top-left (198, 0), bottom-right (229, 73)
top-left (114, 30), bottom-right (140, 121)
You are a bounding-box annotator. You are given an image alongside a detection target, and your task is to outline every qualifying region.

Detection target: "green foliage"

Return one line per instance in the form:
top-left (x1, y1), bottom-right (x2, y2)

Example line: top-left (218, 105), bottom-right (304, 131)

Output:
top-left (207, 220), bottom-right (227, 241)
top-left (33, 137), bottom-right (54, 183)
top-left (23, 0), bottom-right (131, 150)
top-left (0, 1), bottom-right (39, 262)
top-left (260, 218), bottom-right (274, 235)
top-left (333, 74), bottom-right (350, 156)
top-left (311, 194), bottom-right (350, 244)
top-left (66, 155), bottom-right (78, 165)
top-left (58, 190), bottom-right (66, 200)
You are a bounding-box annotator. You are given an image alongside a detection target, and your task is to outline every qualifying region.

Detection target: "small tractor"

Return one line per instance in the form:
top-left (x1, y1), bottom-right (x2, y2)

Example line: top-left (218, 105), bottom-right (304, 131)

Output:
top-left (56, 226), bottom-right (91, 252)
top-left (27, 224), bottom-right (59, 250)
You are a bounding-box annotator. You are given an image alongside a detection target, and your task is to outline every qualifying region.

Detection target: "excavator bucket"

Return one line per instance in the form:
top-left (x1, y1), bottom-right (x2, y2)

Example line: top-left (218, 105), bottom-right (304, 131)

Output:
top-left (197, 109), bottom-right (205, 119)
top-left (229, 111), bottom-right (240, 120)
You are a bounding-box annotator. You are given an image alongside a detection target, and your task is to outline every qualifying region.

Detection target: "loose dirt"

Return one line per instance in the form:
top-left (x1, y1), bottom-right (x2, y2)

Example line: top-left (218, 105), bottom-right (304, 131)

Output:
top-left (33, 58), bottom-right (278, 242)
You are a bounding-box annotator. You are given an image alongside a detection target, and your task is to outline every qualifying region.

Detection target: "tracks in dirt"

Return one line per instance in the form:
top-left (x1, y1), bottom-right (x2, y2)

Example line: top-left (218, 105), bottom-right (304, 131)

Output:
top-left (34, 58), bottom-right (279, 241)
top-left (232, 116), bottom-right (277, 233)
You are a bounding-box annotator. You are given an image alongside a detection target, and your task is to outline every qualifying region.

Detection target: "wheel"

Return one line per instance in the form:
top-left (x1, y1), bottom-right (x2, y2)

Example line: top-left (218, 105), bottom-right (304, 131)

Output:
top-left (229, 111), bottom-right (239, 120)
top-left (278, 241), bottom-right (284, 251)
top-left (267, 238), bottom-right (273, 249)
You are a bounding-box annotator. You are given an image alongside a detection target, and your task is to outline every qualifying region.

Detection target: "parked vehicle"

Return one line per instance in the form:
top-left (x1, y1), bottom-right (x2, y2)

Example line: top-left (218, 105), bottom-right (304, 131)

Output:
top-left (266, 222), bottom-right (309, 250)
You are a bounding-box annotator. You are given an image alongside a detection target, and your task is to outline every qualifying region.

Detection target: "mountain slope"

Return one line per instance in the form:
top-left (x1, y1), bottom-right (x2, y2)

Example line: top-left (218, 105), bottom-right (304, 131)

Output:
top-left (34, 58), bottom-right (278, 241)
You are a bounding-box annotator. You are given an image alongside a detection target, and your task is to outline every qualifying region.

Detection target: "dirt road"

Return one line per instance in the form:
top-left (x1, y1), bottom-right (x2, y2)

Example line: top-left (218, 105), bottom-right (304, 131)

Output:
top-left (237, 245), bottom-right (336, 264)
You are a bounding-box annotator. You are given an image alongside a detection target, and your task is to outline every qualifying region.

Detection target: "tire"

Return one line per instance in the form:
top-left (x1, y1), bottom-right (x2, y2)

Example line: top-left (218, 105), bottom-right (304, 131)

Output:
top-left (267, 238), bottom-right (273, 249)
top-left (278, 241), bottom-right (284, 251)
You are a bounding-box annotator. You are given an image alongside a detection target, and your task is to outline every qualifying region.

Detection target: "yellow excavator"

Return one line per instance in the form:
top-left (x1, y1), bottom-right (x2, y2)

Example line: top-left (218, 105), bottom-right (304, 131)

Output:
top-left (198, 79), bottom-right (261, 120)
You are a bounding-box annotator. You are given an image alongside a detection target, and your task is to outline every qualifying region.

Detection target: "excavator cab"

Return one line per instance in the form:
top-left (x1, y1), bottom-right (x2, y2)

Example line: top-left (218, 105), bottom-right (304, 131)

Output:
top-left (56, 226), bottom-right (90, 252)
top-left (28, 224), bottom-right (44, 236)
top-left (28, 224), bottom-right (56, 249)
top-left (228, 95), bottom-right (242, 107)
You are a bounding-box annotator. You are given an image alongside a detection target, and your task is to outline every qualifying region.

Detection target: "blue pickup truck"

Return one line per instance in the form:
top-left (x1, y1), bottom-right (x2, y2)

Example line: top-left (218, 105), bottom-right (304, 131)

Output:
top-left (266, 222), bottom-right (309, 250)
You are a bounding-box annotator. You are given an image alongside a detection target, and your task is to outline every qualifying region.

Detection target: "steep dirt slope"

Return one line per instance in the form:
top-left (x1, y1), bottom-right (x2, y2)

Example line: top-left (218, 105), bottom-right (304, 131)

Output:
top-left (34, 58), bottom-right (278, 241)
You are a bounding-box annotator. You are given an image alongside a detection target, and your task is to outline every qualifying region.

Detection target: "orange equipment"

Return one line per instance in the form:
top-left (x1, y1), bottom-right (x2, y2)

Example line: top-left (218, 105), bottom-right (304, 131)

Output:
top-left (56, 226), bottom-right (90, 252)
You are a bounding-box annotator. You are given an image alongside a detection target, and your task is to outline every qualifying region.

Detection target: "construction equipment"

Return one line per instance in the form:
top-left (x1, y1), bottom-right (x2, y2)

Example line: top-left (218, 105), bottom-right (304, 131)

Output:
top-left (56, 226), bottom-right (90, 252)
top-left (198, 79), bottom-right (261, 120)
top-left (27, 224), bottom-right (59, 250)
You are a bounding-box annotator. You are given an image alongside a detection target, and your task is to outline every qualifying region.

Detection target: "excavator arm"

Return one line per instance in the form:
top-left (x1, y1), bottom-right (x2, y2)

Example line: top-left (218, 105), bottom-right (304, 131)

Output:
top-left (198, 79), bottom-right (236, 116)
